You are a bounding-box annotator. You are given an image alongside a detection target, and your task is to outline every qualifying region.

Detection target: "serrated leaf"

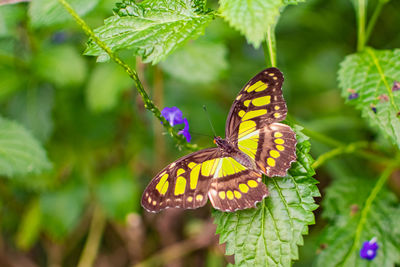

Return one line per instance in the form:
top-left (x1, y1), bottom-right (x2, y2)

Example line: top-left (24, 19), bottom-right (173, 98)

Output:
top-left (218, 0), bottom-right (281, 48)
top-left (0, 116), bottom-right (51, 177)
top-left (338, 48), bottom-right (400, 149)
top-left (86, 62), bottom-right (132, 112)
top-left (33, 45), bottom-right (87, 88)
top-left (28, 0), bottom-right (99, 28)
top-left (15, 199), bottom-right (41, 250)
top-left (95, 167), bottom-right (140, 221)
top-left (316, 176), bottom-right (400, 266)
top-left (40, 180), bottom-right (88, 240)
top-left (84, 0), bottom-right (214, 64)
top-left (160, 40), bottom-right (228, 84)
top-left (213, 125), bottom-right (319, 266)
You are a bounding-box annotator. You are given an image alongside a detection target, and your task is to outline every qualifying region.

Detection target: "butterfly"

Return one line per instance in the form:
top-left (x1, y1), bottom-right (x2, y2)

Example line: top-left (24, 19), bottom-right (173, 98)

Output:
top-left (141, 68), bottom-right (297, 212)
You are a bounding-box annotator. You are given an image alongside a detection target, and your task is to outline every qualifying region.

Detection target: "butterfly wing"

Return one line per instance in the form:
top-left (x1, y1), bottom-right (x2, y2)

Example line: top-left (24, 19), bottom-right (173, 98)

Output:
top-left (226, 67), bottom-right (297, 177)
top-left (142, 149), bottom-right (268, 212)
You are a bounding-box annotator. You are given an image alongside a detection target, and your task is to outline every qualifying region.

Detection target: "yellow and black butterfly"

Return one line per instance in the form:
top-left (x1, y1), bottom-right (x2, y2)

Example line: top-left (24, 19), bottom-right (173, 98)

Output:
top-left (141, 68), bottom-right (297, 212)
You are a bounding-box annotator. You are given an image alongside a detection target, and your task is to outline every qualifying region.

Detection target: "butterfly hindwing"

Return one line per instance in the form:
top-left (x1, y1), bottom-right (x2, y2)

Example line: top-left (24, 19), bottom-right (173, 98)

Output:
top-left (208, 169), bottom-right (268, 212)
top-left (237, 123), bottom-right (297, 177)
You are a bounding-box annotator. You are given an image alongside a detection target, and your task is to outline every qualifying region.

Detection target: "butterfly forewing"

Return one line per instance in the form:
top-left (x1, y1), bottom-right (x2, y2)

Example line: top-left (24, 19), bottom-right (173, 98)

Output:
top-left (226, 67), bottom-right (297, 177)
top-left (225, 68), bottom-right (287, 141)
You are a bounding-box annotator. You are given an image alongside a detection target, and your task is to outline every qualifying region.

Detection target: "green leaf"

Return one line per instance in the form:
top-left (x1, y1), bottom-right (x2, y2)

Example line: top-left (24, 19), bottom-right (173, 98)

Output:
top-left (218, 0), bottom-right (281, 48)
top-left (0, 5), bottom-right (26, 38)
top-left (28, 0), bottom-right (99, 28)
top-left (0, 116), bottom-right (52, 177)
top-left (86, 62), bottom-right (132, 112)
top-left (160, 40), bottom-right (228, 84)
top-left (33, 45), bottom-right (88, 88)
top-left (283, 0), bottom-right (306, 4)
top-left (213, 125), bottom-right (319, 266)
top-left (40, 180), bottom-right (88, 240)
top-left (338, 48), bottom-right (400, 149)
top-left (315, 176), bottom-right (400, 266)
top-left (0, 66), bottom-right (25, 101)
top-left (15, 199), bottom-right (41, 250)
top-left (84, 0), bottom-right (214, 64)
top-left (95, 167), bottom-right (140, 222)
top-left (7, 86), bottom-right (54, 142)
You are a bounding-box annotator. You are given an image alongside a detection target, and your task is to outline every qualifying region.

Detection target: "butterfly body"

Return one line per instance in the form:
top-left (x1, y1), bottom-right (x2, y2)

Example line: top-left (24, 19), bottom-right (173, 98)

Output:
top-left (142, 68), bottom-right (297, 212)
top-left (214, 136), bottom-right (258, 172)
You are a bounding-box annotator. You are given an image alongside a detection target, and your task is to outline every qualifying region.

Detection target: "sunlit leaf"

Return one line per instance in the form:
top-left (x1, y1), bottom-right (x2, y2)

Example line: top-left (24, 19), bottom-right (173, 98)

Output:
top-left (160, 40), bottom-right (228, 84)
top-left (0, 116), bottom-right (51, 177)
top-left (86, 62), bottom-right (132, 112)
top-left (15, 199), bottom-right (41, 250)
top-left (29, 0), bottom-right (99, 28)
top-left (338, 48), bottom-right (400, 148)
top-left (213, 125), bottom-right (319, 266)
top-left (7, 86), bottom-right (54, 142)
top-left (95, 167), bottom-right (140, 221)
top-left (84, 0), bottom-right (214, 64)
top-left (33, 45), bottom-right (88, 88)
top-left (40, 180), bottom-right (88, 240)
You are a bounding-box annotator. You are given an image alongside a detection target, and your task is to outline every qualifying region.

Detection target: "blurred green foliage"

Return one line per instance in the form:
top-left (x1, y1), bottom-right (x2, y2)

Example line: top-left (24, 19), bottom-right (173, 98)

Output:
top-left (0, 0), bottom-right (400, 266)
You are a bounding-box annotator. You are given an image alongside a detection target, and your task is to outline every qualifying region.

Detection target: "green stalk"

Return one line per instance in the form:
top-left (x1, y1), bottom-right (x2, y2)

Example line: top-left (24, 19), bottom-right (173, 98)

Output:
top-left (57, 0), bottom-right (198, 151)
top-left (77, 205), bottom-right (106, 267)
top-left (263, 24), bottom-right (277, 67)
top-left (364, 0), bottom-right (387, 44)
top-left (356, 0), bottom-right (367, 51)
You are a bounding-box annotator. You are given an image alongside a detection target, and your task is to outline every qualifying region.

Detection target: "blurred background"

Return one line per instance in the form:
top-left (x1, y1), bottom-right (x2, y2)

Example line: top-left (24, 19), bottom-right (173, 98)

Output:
top-left (0, 0), bottom-right (400, 266)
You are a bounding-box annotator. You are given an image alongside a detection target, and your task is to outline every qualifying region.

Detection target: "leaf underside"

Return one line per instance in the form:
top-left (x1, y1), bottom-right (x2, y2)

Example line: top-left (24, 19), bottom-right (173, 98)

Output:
top-left (213, 125), bottom-right (319, 266)
top-left (338, 48), bottom-right (400, 149)
top-left (84, 0), bottom-right (214, 64)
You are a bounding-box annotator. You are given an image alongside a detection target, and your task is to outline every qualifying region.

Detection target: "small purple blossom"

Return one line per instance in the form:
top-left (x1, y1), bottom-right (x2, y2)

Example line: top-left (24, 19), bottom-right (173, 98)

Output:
top-left (161, 106), bottom-right (191, 142)
top-left (370, 104), bottom-right (377, 113)
top-left (161, 107), bottom-right (184, 126)
top-left (178, 118), bottom-right (191, 142)
top-left (348, 92), bottom-right (359, 100)
top-left (392, 81), bottom-right (400, 91)
top-left (360, 237), bottom-right (378, 260)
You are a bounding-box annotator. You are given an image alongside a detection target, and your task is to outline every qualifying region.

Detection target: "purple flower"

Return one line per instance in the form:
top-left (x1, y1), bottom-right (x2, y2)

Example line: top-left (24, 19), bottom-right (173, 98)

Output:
top-left (161, 106), bottom-right (191, 142)
top-left (178, 118), bottom-right (191, 142)
top-left (392, 81), bottom-right (400, 91)
top-left (161, 107), bottom-right (184, 126)
top-left (348, 92), bottom-right (359, 100)
top-left (360, 237), bottom-right (378, 260)
top-left (370, 104), bottom-right (377, 113)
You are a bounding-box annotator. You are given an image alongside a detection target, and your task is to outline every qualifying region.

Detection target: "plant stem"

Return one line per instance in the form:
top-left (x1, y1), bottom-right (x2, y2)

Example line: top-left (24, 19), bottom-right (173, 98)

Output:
top-left (342, 163), bottom-right (398, 264)
top-left (364, 0), bottom-right (386, 45)
top-left (263, 24), bottom-right (277, 67)
top-left (57, 0), bottom-right (198, 151)
top-left (356, 0), bottom-right (367, 51)
top-left (77, 205), bottom-right (106, 267)
top-left (302, 126), bottom-right (393, 165)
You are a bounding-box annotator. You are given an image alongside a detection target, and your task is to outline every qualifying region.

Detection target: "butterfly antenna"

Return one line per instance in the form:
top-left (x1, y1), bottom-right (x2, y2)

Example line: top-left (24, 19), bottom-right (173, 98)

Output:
top-left (203, 105), bottom-right (217, 137)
